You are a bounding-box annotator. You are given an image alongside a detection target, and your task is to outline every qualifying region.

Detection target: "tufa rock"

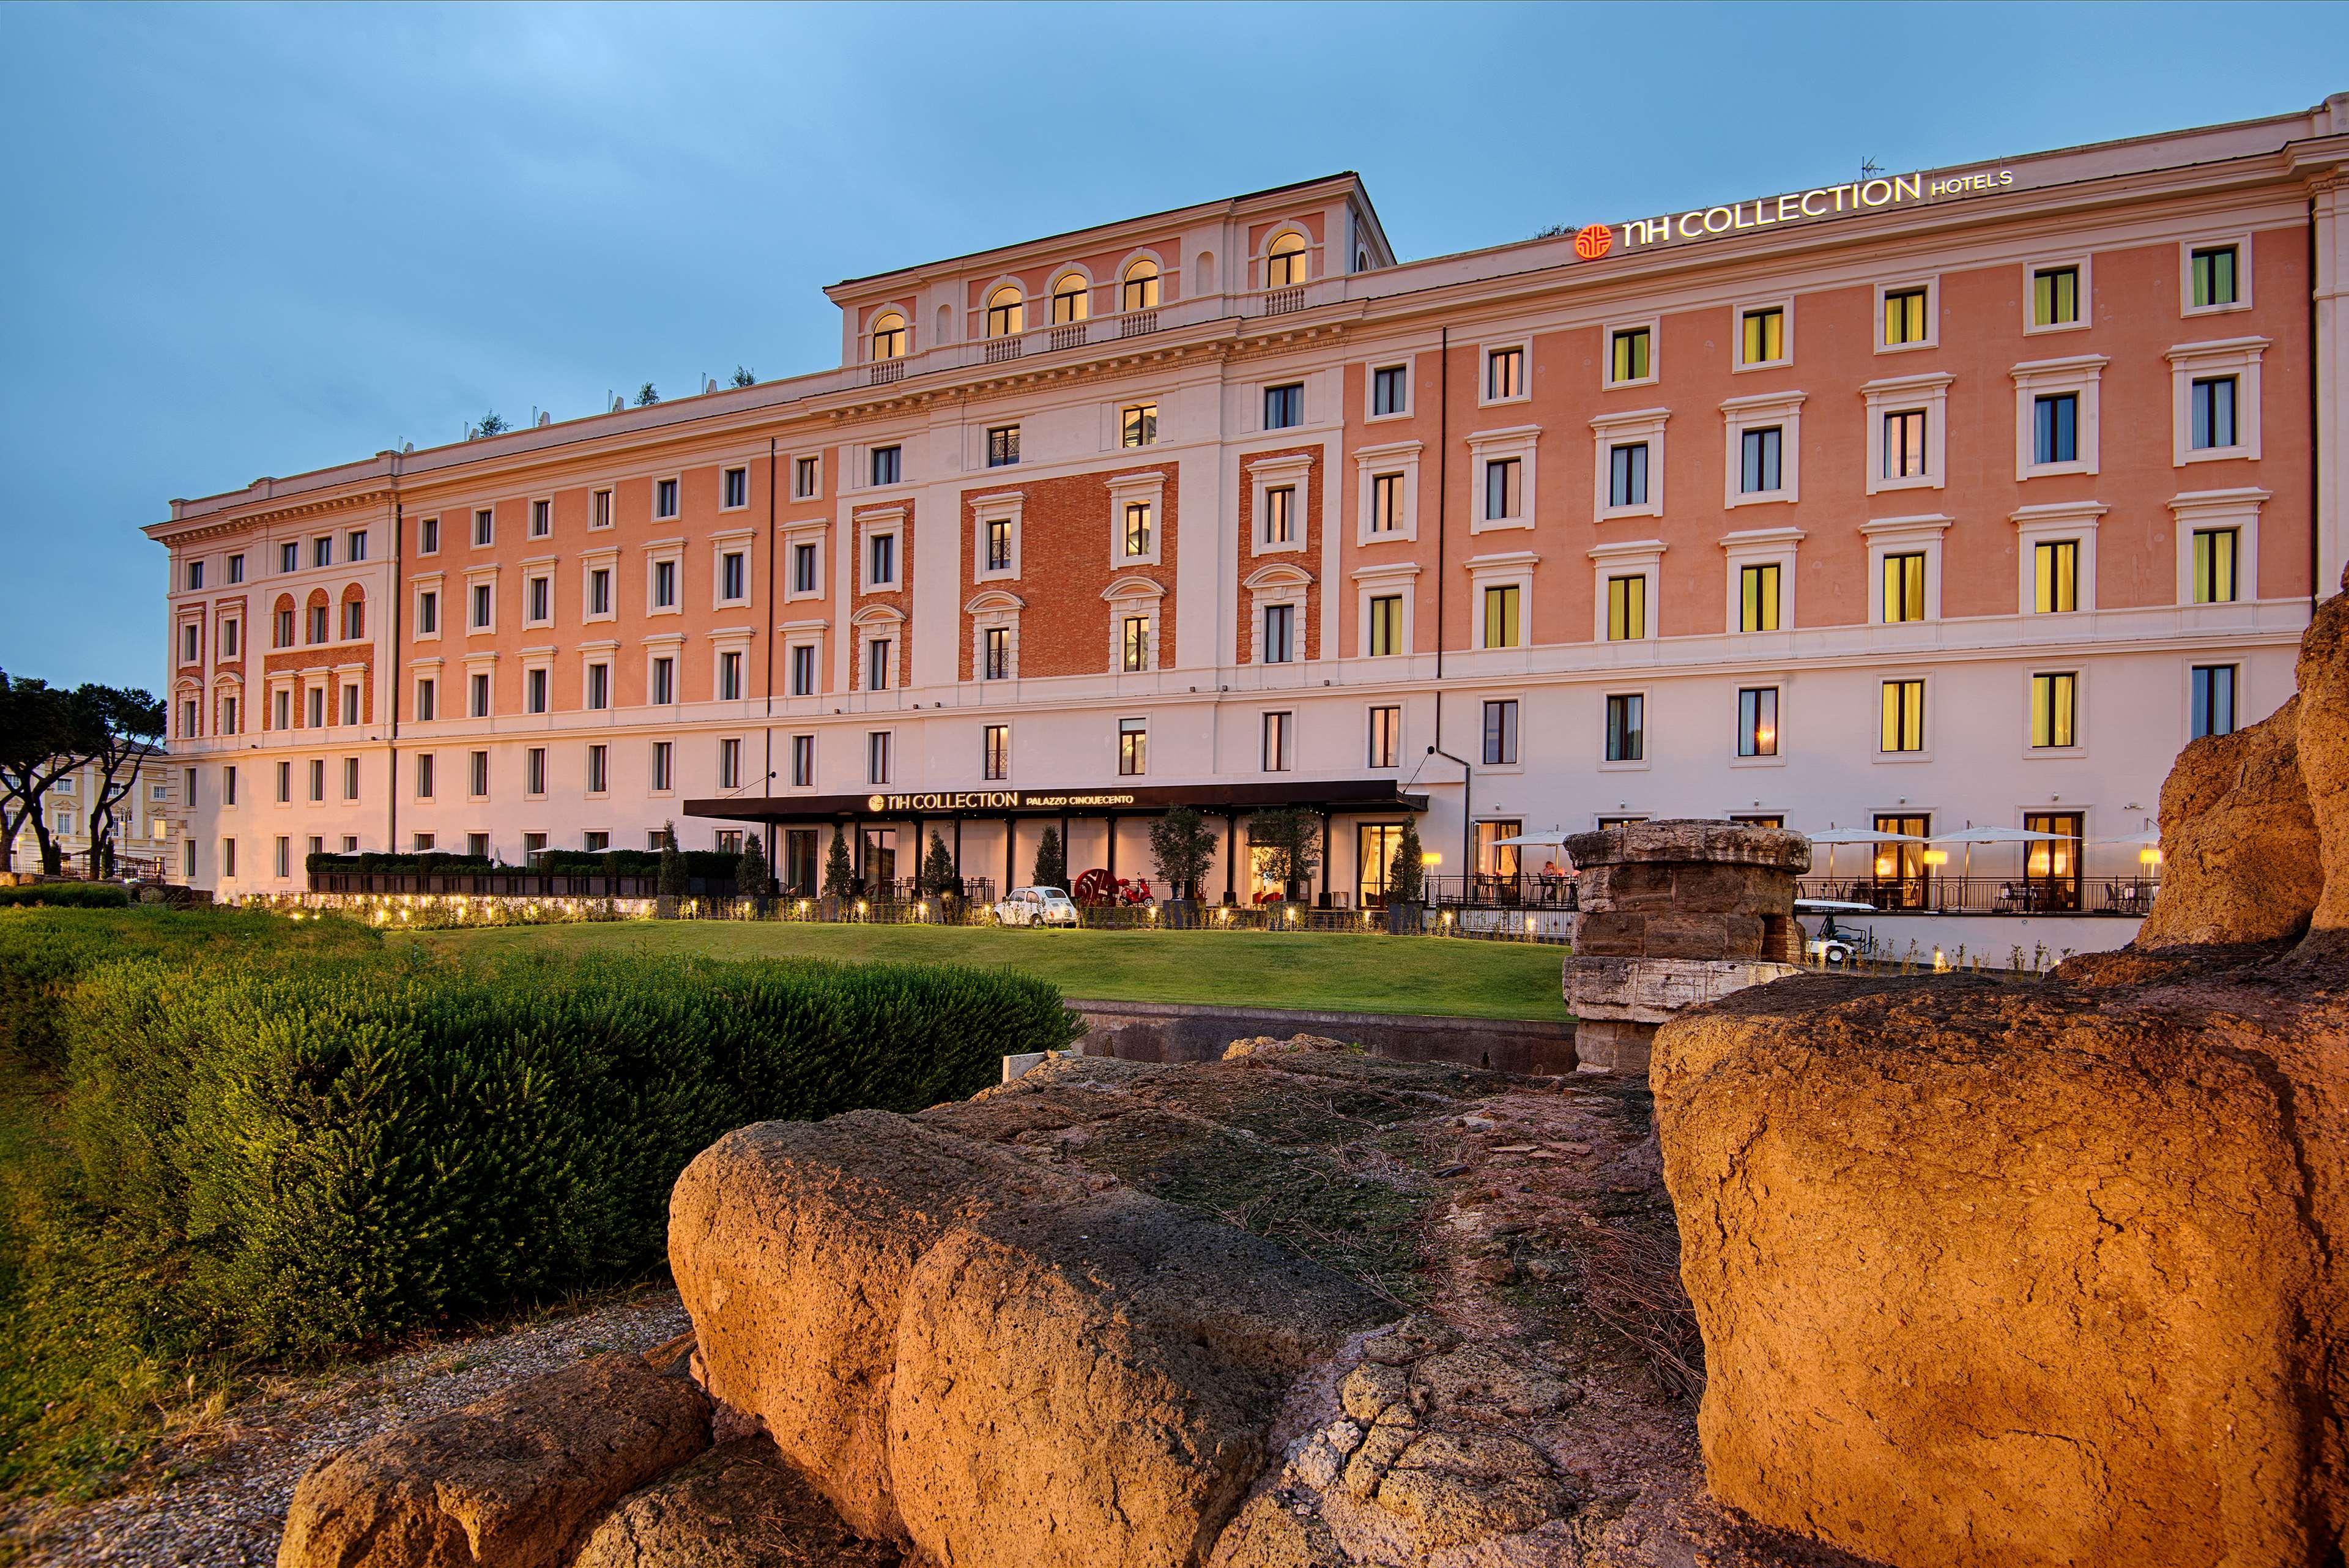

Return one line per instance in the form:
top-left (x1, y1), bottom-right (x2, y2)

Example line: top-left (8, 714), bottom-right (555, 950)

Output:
top-left (276, 1353), bottom-right (711, 1568)
top-left (572, 1435), bottom-right (901, 1568)
top-left (1222, 1032), bottom-right (1354, 1061)
top-left (2134, 693), bottom-right (2321, 946)
top-left (2296, 579), bottom-right (2349, 942)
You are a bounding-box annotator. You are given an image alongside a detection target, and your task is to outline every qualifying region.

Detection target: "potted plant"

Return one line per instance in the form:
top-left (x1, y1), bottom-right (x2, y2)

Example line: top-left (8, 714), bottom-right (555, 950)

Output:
top-left (1249, 808), bottom-right (1321, 929)
top-left (1386, 816), bottom-right (1427, 935)
top-left (656, 822), bottom-right (686, 918)
top-left (1149, 806), bottom-right (1216, 929)
top-left (918, 830), bottom-right (960, 922)
top-left (820, 825), bottom-right (856, 920)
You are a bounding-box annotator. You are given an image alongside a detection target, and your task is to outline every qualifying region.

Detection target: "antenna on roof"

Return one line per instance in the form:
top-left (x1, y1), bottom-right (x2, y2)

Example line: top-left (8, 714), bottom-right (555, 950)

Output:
top-left (1860, 156), bottom-right (1883, 179)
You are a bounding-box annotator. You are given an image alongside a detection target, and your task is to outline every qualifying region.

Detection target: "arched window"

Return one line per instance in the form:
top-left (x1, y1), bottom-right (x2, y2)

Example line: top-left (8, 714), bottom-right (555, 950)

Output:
top-left (1266, 231), bottom-right (1308, 289)
top-left (1050, 273), bottom-right (1089, 324)
top-left (1121, 258), bottom-right (1160, 313)
top-left (987, 286), bottom-right (1025, 338)
top-left (870, 311), bottom-right (907, 362)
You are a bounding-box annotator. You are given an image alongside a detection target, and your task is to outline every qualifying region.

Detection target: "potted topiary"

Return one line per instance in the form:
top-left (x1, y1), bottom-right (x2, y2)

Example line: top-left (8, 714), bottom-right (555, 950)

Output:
top-left (918, 830), bottom-right (960, 922)
top-left (820, 825), bottom-right (856, 920)
top-left (737, 833), bottom-right (771, 916)
top-left (656, 822), bottom-right (686, 918)
top-left (1386, 816), bottom-right (1427, 935)
top-left (1149, 806), bottom-right (1216, 929)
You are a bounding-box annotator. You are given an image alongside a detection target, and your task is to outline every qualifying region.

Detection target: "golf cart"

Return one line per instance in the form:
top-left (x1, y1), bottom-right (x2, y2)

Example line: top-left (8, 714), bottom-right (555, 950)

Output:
top-left (1798, 897), bottom-right (1877, 967)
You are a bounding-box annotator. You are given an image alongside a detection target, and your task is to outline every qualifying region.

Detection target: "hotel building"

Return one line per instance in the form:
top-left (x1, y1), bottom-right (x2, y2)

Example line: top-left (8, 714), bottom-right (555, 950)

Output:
top-left (149, 96), bottom-right (2349, 918)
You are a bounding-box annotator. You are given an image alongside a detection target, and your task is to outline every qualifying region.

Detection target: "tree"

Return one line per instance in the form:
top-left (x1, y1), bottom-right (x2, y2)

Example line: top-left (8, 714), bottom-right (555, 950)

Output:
top-left (77, 685), bottom-right (165, 880)
top-left (658, 821), bottom-right (686, 897)
top-left (0, 674), bottom-right (100, 875)
top-left (1149, 806), bottom-right (1217, 901)
top-left (730, 366), bottom-right (755, 388)
top-left (822, 825), bottom-right (856, 897)
top-left (1387, 817), bottom-right (1426, 905)
top-left (737, 832), bottom-right (769, 900)
top-left (1032, 825), bottom-right (1067, 891)
top-left (1249, 808), bottom-right (1321, 902)
top-left (475, 411), bottom-right (509, 437)
top-left (919, 831), bottom-right (960, 896)
top-left (635, 382), bottom-right (661, 407)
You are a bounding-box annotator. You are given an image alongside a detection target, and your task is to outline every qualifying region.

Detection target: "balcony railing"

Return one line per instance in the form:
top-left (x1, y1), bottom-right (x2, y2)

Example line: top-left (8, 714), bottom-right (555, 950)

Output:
top-left (867, 360), bottom-right (904, 385)
top-left (1119, 309), bottom-right (1157, 337)
top-left (983, 338), bottom-right (1023, 363)
top-left (1797, 875), bottom-right (2158, 917)
top-left (1049, 323), bottom-right (1087, 352)
top-left (1264, 285), bottom-right (1308, 314)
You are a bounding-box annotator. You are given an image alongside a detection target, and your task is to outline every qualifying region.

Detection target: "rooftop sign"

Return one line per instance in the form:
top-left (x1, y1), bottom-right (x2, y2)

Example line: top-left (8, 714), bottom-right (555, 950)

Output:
top-left (1614, 168), bottom-right (2015, 251)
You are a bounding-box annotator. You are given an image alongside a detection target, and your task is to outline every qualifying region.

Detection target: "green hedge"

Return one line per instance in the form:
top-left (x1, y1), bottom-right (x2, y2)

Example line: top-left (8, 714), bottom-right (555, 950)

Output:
top-left (0, 884), bottom-right (132, 909)
top-left (535, 848), bottom-right (741, 878)
top-left (60, 946), bottom-right (1077, 1356)
top-left (305, 851), bottom-right (493, 874)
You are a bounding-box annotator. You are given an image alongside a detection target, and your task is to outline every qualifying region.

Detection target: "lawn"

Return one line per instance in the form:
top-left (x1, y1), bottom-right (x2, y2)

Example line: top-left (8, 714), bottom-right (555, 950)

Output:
top-left (404, 923), bottom-right (1568, 1022)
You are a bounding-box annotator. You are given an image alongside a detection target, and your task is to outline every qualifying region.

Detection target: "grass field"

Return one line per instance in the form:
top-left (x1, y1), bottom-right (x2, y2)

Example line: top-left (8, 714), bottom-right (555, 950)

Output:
top-left (405, 922), bottom-right (1568, 1022)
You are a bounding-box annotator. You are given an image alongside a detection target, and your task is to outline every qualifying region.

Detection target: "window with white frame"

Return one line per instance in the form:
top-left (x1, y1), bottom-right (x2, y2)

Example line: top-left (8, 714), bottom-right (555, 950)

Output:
top-left (986, 425), bottom-right (1020, 468)
top-left (2009, 502), bottom-right (2102, 616)
top-left (650, 651), bottom-right (677, 705)
top-left (788, 535), bottom-right (822, 598)
top-left (788, 734), bottom-right (812, 787)
top-left (469, 749), bottom-right (490, 797)
top-left (870, 311), bottom-right (907, 361)
top-left (1467, 551), bottom-right (1536, 652)
top-left (1482, 343), bottom-right (1528, 404)
top-left (722, 467), bottom-right (749, 509)
top-left (1735, 301), bottom-right (1791, 369)
top-left (1367, 705), bottom-right (1401, 768)
top-left (1590, 540), bottom-right (1662, 643)
top-left (530, 498), bottom-right (551, 538)
top-left (655, 478), bottom-right (680, 519)
top-left (792, 456), bottom-right (820, 499)
top-left (1721, 392), bottom-right (1803, 507)
top-left (1604, 321), bottom-right (1656, 388)
top-left (1262, 603), bottom-right (1296, 663)
top-left (1365, 590), bottom-right (1405, 657)
top-left (585, 658), bottom-right (611, 710)
top-left (1121, 403), bottom-right (1157, 447)
top-left (306, 685), bottom-right (327, 727)
top-left (716, 648), bottom-right (744, 702)
top-left (586, 560), bottom-right (615, 619)
top-left (787, 642), bottom-right (817, 696)
top-left (2169, 338), bottom-right (2265, 464)
top-left (1877, 279), bottom-right (1936, 350)
top-left (2025, 258), bottom-right (2090, 333)
top-left (1606, 574), bottom-right (1646, 641)
top-left (719, 737), bottom-right (743, 789)
top-left (1118, 717), bottom-right (1147, 776)
top-left (2183, 236), bottom-right (2250, 316)
top-left (1247, 453), bottom-right (1312, 556)
top-left (1483, 699), bottom-right (1519, 766)
top-left (526, 746), bottom-right (548, 796)
top-left (974, 497), bottom-right (1020, 581)
top-left (1106, 471), bottom-right (1164, 568)
top-left (1264, 382), bottom-right (1304, 430)
top-left (1370, 362), bottom-right (1409, 418)
top-left (652, 740), bottom-right (675, 792)
top-left (1357, 440), bottom-right (1420, 543)
top-left (525, 666), bottom-right (549, 714)
top-left (1261, 711), bottom-right (1293, 771)
top-left (1861, 374), bottom-right (1952, 494)
top-left (468, 669), bottom-right (491, 718)
top-left (587, 743), bottom-right (609, 794)
top-left (983, 724), bottom-right (1011, 781)
top-left (1589, 409), bottom-right (1663, 519)
top-left (870, 445), bottom-right (902, 486)
top-left (2029, 671), bottom-right (2078, 749)
top-left (866, 636), bottom-right (892, 691)
top-left (2012, 355), bottom-right (2104, 479)
top-left (1468, 427), bottom-right (1540, 531)
top-left (590, 488), bottom-right (612, 529)
top-left (718, 544), bottom-right (749, 604)
top-left (1864, 516), bottom-right (1949, 625)
top-left (858, 511), bottom-right (904, 590)
top-left (2191, 526), bottom-right (2240, 604)
top-left (413, 674), bottom-right (436, 721)
top-left (526, 571), bottom-right (552, 626)
top-left (469, 577), bottom-right (495, 631)
top-left (649, 555), bottom-right (680, 612)
top-left (473, 508), bottom-right (494, 548)
top-left (1880, 679), bottom-right (1926, 753)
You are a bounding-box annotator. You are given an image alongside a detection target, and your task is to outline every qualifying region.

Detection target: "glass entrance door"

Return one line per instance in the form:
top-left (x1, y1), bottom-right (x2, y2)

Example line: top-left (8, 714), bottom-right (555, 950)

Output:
top-left (1357, 822), bottom-right (1404, 907)
top-left (861, 827), bottom-right (897, 894)
top-left (1873, 813), bottom-right (1931, 909)
top-left (1475, 819), bottom-right (1523, 904)
top-left (2022, 812), bottom-right (2084, 912)
top-left (784, 829), bottom-right (819, 896)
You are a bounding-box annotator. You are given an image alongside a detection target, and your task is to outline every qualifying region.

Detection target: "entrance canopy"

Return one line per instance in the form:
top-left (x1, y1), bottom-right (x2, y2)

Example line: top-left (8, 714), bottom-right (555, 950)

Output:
top-left (686, 778), bottom-right (1429, 826)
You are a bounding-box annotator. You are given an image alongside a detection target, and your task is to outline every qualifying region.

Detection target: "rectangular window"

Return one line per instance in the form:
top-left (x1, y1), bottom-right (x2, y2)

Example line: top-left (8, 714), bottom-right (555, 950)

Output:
top-left (2030, 672), bottom-right (2077, 748)
top-left (415, 677), bottom-right (436, 721)
top-left (1263, 486), bottom-right (1295, 544)
top-left (986, 519), bottom-right (1012, 572)
top-left (1882, 552), bottom-right (1927, 623)
top-left (186, 559), bottom-right (204, 591)
top-left (1118, 617), bottom-right (1146, 673)
top-left (722, 467), bottom-right (748, 508)
top-left (1739, 426), bottom-right (1783, 494)
top-left (308, 758), bottom-right (325, 802)
top-left (588, 661), bottom-right (610, 710)
top-left (2032, 265), bottom-right (2080, 327)
top-left (868, 533), bottom-right (895, 586)
top-left (1118, 717), bottom-right (1147, 776)
top-left (179, 697), bottom-right (198, 737)
top-left (1883, 409), bottom-right (1928, 478)
top-left (1738, 686), bottom-right (1779, 757)
top-left (415, 752), bottom-right (434, 799)
top-left (2192, 527), bottom-right (2239, 604)
top-left (655, 478), bottom-right (679, 519)
top-left (181, 623), bottom-right (199, 663)
top-left (653, 559), bottom-right (677, 608)
top-left (2033, 392), bottom-right (2079, 464)
top-left (721, 550), bottom-right (746, 601)
top-left (469, 671), bottom-right (490, 718)
top-left (526, 746), bottom-right (547, 795)
top-left (870, 445), bottom-right (901, 486)
top-left (2034, 540), bottom-right (2079, 613)
top-left (1262, 603), bottom-right (1295, 663)
top-left (221, 838), bottom-right (237, 877)
top-left (1486, 456), bottom-right (1524, 521)
top-left (1485, 346), bottom-right (1524, 400)
top-left (473, 508), bottom-right (493, 547)
top-left (2191, 376), bottom-right (2238, 450)
top-left (1367, 705), bottom-right (1401, 768)
top-left (983, 724), bottom-right (1010, 781)
top-left (1121, 403), bottom-right (1157, 447)
top-left (653, 740), bottom-right (675, 792)
top-left (469, 749), bottom-right (489, 797)
top-left (272, 689), bottom-right (290, 729)
top-left (276, 759), bottom-right (291, 803)
top-left (719, 737), bottom-right (742, 789)
top-left (985, 425), bottom-right (1020, 467)
top-left (2191, 664), bottom-right (2238, 740)
top-left (590, 489), bottom-right (612, 530)
top-left (1368, 594), bottom-right (1403, 656)
top-left (1608, 442), bottom-right (1647, 507)
top-left (589, 567), bottom-right (612, 615)
top-left (420, 517), bottom-right (440, 554)
top-left (1606, 575), bottom-right (1646, 641)
top-left (306, 686), bottom-right (325, 727)
top-left (1883, 286), bottom-right (1928, 345)
top-left (308, 604), bottom-right (328, 644)
top-left (792, 541), bottom-right (818, 593)
top-left (1482, 699), bottom-right (1519, 765)
top-left (1609, 325), bottom-right (1650, 383)
top-left (867, 730), bottom-right (891, 784)
top-left (867, 638), bottom-right (891, 690)
top-left (276, 836), bottom-right (291, 879)
top-left (1740, 562), bottom-right (1781, 631)
top-left (1605, 694), bottom-right (1644, 762)
top-left (313, 535), bottom-right (332, 568)
top-left (1370, 472), bottom-right (1403, 533)
top-left (1880, 679), bottom-right (1926, 752)
top-left (793, 457), bottom-right (818, 499)
top-left (275, 607), bottom-right (294, 647)
top-left (1740, 306), bottom-right (1784, 365)
top-left (526, 667), bottom-right (549, 714)
top-left (1123, 502), bottom-right (1152, 557)
top-left (528, 574), bottom-right (551, 623)
top-left (653, 656), bottom-right (676, 705)
top-left (341, 600), bottom-right (363, 639)
top-left (2191, 244), bottom-right (2239, 308)
top-left (718, 651), bottom-right (741, 701)
top-left (1264, 383), bottom-right (1303, 429)
top-left (417, 591), bottom-right (438, 634)
top-left (219, 765), bottom-right (233, 806)
top-left (470, 583), bottom-right (491, 628)
top-left (1482, 584), bottom-right (1521, 649)
top-left (788, 645), bottom-right (813, 696)
top-left (227, 554), bottom-right (245, 584)
top-left (530, 499), bottom-right (551, 537)
top-left (788, 735), bottom-right (811, 787)
top-left (1261, 711), bottom-right (1292, 771)
top-left (1372, 364), bottom-right (1408, 416)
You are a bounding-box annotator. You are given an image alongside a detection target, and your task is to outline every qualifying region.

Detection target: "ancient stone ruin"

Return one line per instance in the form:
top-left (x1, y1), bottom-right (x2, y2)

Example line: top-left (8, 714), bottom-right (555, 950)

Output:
top-left (1561, 819), bottom-right (1807, 1074)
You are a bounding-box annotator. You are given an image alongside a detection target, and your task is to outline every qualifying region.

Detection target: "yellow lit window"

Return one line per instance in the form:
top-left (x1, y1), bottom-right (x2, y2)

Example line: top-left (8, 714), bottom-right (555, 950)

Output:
top-left (1122, 502), bottom-right (1152, 558)
top-left (1883, 286), bottom-right (1928, 345)
top-left (1740, 307), bottom-right (1784, 365)
top-left (1483, 584), bottom-right (1521, 649)
top-left (1740, 563), bottom-right (1781, 631)
top-left (2032, 266), bottom-right (2080, 327)
top-left (1880, 679), bottom-right (1924, 752)
top-left (869, 311), bottom-right (906, 361)
top-left (1882, 552), bottom-right (1926, 623)
top-left (1610, 325), bottom-right (1650, 383)
top-left (1121, 258), bottom-right (1160, 313)
top-left (1266, 231), bottom-right (1308, 288)
top-left (2192, 528), bottom-right (2238, 604)
top-left (1606, 574), bottom-right (1646, 641)
top-left (2033, 540), bottom-right (2079, 612)
top-left (1368, 594), bottom-right (1403, 656)
top-left (1050, 273), bottom-right (1088, 324)
top-left (986, 285), bottom-right (1024, 338)
top-left (2030, 672), bottom-right (2076, 748)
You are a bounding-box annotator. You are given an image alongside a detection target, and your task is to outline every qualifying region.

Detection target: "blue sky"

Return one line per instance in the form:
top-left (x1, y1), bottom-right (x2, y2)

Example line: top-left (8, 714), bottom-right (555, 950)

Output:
top-left (1, 1), bottom-right (2338, 690)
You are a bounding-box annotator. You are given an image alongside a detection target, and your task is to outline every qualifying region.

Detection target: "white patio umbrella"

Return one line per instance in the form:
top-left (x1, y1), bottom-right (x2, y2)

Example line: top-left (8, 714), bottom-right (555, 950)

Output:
top-left (1805, 826), bottom-right (1929, 883)
top-left (1487, 831), bottom-right (1569, 847)
top-left (1930, 823), bottom-right (2072, 882)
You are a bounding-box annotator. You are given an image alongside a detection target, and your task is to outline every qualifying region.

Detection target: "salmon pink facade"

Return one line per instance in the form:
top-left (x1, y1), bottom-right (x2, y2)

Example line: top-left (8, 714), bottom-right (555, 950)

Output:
top-left (150, 96), bottom-right (2349, 922)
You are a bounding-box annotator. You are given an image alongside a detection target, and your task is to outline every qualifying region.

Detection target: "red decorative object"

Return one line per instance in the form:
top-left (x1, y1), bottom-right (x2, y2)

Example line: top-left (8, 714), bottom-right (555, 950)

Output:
top-left (1573, 223), bottom-right (1613, 260)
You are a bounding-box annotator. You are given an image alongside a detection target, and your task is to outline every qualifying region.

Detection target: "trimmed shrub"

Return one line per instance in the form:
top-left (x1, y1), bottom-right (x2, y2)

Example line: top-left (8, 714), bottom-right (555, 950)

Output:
top-left (0, 883), bottom-right (132, 910)
top-left (62, 948), bottom-right (1078, 1356)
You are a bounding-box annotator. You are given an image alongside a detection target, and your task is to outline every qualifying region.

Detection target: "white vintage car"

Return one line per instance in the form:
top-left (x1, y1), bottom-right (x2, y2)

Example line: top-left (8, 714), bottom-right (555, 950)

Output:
top-left (994, 886), bottom-right (1080, 927)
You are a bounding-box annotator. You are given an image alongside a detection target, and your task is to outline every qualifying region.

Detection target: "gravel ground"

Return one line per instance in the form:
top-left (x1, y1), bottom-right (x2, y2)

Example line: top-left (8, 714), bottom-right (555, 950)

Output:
top-left (2, 1284), bottom-right (689, 1567)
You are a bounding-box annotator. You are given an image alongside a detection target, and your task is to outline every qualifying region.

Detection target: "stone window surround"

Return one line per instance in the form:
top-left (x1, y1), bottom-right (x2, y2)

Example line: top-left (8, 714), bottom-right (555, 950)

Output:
top-left (1247, 453), bottom-right (1314, 558)
top-left (1718, 526), bottom-right (1805, 636)
top-left (1102, 574), bottom-right (1165, 674)
top-left (2011, 354), bottom-right (2106, 480)
top-left (2021, 663), bottom-right (2087, 760)
top-left (965, 589), bottom-right (1024, 682)
top-left (642, 633), bottom-right (685, 708)
top-left (1465, 549), bottom-right (1538, 655)
top-left (1872, 273), bottom-right (1940, 354)
top-left (1590, 409), bottom-right (1665, 521)
top-left (1468, 425), bottom-right (1542, 533)
top-left (780, 521), bottom-right (827, 604)
top-left (1601, 316), bottom-right (1660, 390)
top-left (521, 554), bottom-right (558, 631)
top-left (1476, 334), bottom-right (1534, 409)
top-left (708, 628), bottom-right (754, 704)
top-left (1862, 514), bottom-right (1953, 625)
top-left (1589, 538), bottom-right (1666, 645)
top-left (1242, 561), bottom-right (1312, 665)
top-left (1861, 372), bottom-right (1953, 496)
top-left (2021, 252), bottom-right (2095, 336)
top-left (1720, 392), bottom-right (1803, 508)
top-left (1598, 682), bottom-right (1653, 773)
top-left (1364, 352), bottom-right (1415, 423)
top-left (2170, 487), bottom-right (2268, 607)
top-left (579, 639), bottom-right (619, 713)
top-left (1730, 294), bottom-right (1795, 372)
top-left (856, 507), bottom-right (907, 594)
top-left (2179, 231), bottom-right (2254, 318)
top-left (850, 604), bottom-right (903, 692)
top-left (2010, 502), bottom-right (2106, 617)
top-left (1106, 470), bottom-right (1167, 571)
top-left (1352, 561), bottom-right (1419, 659)
top-left (779, 620), bottom-right (826, 700)
top-left (643, 540), bottom-right (685, 618)
top-left (1354, 440), bottom-right (1422, 544)
top-left (2168, 337), bottom-right (2267, 466)
top-left (411, 571), bottom-right (443, 642)
top-left (710, 529), bottom-right (755, 609)
top-left (464, 565), bottom-right (500, 634)
top-left (580, 546), bottom-right (620, 623)
top-left (970, 491), bottom-right (1023, 584)
top-left (519, 647), bottom-right (555, 715)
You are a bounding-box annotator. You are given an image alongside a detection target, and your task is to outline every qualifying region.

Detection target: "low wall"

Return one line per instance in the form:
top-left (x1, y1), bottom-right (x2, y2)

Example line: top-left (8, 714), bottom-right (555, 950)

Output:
top-left (1831, 913), bottom-right (2140, 967)
top-left (1071, 998), bottom-right (1576, 1077)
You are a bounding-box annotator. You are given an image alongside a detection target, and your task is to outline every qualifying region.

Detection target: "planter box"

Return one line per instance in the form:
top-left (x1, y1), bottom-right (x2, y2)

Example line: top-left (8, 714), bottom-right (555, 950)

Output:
top-left (1387, 901), bottom-right (1425, 935)
top-left (1160, 897), bottom-right (1200, 929)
